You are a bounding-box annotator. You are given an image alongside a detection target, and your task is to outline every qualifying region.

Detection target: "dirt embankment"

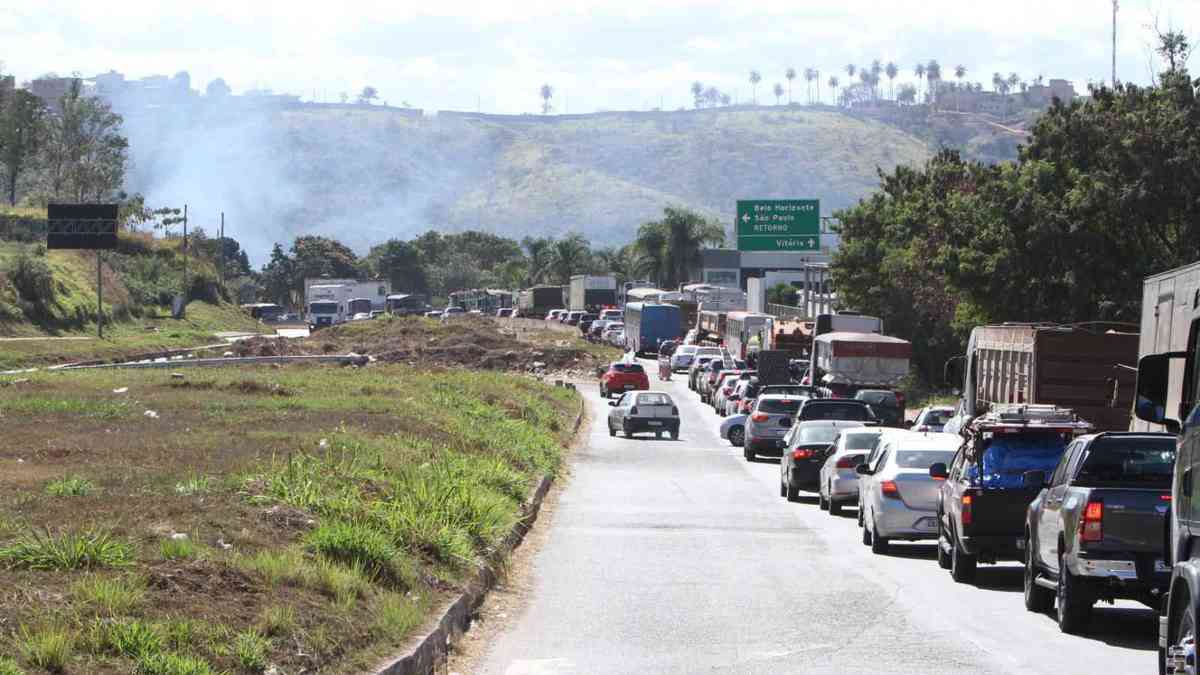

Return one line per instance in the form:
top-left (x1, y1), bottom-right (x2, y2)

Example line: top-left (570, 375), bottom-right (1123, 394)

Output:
top-left (232, 316), bottom-right (612, 377)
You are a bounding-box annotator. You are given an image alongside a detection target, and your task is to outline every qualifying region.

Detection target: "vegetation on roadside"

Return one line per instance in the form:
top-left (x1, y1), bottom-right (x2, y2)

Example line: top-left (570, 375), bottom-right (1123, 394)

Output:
top-left (0, 363), bottom-right (579, 673)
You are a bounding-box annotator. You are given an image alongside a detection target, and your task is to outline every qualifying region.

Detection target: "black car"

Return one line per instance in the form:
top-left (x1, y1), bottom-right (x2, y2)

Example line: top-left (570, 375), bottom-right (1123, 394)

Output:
top-left (854, 390), bottom-right (904, 427)
top-left (796, 399), bottom-right (878, 424)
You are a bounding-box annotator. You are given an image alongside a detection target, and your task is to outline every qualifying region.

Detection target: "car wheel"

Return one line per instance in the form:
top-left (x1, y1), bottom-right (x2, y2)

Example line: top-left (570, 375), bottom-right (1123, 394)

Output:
top-left (785, 479), bottom-right (800, 502)
top-left (728, 426), bottom-right (745, 447)
top-left (1023, 532), bottom-right (1053, 613)
top-left (655, 431), bottom-right (662, 439)
top-left (829, 495), bottom-right (842, 516)
top-left (861, 519), bottom-right (873, 546)
top-left (669, 429), bottom-right (678, 440)
top-left (622, 421), bottom-right (632, 438)
top-left (857, 506), bottom-right (864, 528)
top-left (1057, 551), bottom-right (1092, 634)
top-left (608, 421), bottom-right (615, 437)
top-left (936, 522), bottom-right (952, 570)
top-left (818, 491), bottom-right (829, 511)
top-left (871, 518), bottom-right (889, 554)
top-left (744, 446), bottom-right (754, 462)
top-left (1167, 596), bottom-right (1196, 675)
top-left (950, 532), bottom-right (977, 583)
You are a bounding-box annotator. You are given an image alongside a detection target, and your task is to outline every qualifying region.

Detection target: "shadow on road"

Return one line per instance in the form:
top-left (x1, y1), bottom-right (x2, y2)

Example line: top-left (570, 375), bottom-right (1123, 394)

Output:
top-left (879, 543), bottom-right (938, 560)
top-left (1023, 605), bottom-right (1159, 652)
top-left (970, 566), bottom-right (1025, 593)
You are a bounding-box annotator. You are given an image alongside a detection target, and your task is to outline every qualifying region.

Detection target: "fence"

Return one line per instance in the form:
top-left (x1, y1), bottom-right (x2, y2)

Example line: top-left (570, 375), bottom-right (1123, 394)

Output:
top-left (0, 216), bottom-right (46, 243)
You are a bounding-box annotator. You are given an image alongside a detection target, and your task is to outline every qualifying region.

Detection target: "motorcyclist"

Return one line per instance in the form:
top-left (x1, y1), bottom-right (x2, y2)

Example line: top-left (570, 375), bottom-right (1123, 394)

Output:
top-left (657, 340), bottom-right (678, 381)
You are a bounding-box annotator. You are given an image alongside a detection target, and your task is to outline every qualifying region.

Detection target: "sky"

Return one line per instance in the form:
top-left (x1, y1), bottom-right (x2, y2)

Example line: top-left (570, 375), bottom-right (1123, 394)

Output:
top-left (3, 0), bottom-right (1198, 114)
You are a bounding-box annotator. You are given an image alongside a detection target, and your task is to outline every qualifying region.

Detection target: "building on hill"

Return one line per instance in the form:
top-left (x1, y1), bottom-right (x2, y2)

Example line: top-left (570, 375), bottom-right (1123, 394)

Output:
top-left (29, 76), bottom-right (84, 109)
top-left (1026, 79), bottom-right (1076, 106)
top-left (0, 75), bottom-right (14, 97)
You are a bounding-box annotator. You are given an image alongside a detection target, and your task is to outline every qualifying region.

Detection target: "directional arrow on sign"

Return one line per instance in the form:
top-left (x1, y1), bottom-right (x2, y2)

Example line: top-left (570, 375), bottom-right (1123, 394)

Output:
top-left (808, 238), bottom-right (816, 247)
top-left (742, 213), bottom-right (750, 223)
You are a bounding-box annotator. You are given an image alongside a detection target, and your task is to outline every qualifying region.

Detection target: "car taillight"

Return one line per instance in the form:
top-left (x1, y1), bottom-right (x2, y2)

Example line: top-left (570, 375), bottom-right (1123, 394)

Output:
top-left (881, 480), bottom-right (900, 498)
top-left (835, 456), bottom-right (858, 469)
top-left (961, 494), bottom-right (973, 527)
top-left (1162, 494), bottom-right (1173, 501)
top-left (792, 448), bottom-right (814, 460)
top-left (895, 392), bottom-right (906, 408)
top-left (751, 413), bottom-right (769, 422)
top-left (671, 406), bottom-right (678, 416)
top-left (630, 406), bottom-right (639, 415)
top-left (1081, 500), bottom-right (1103, 542)
top-left (916, 425), bottom-right (930, 432)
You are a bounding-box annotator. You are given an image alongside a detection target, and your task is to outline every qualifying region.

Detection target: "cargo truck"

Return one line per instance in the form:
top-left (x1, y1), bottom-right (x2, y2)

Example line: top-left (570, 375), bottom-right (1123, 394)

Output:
top-left (569, 275), bottom-right (618, 311)
top-left (809, 332), bottom-right (912, 397)
top-left (943, 324), bottom-right (1139, 434)
top-left (624, 302), bottom-right (683, 357)
top-left (518, 286), bottom-right (565, 318)
top-left (306, 283), bottom-right (353, 327)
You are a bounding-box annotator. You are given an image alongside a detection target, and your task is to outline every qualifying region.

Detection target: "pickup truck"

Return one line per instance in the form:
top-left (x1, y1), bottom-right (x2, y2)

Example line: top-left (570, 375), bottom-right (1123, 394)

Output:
top-left (931, 405), bottom-right (1092, 583)
top-left (1023, 432), bottom-right (1176, 633)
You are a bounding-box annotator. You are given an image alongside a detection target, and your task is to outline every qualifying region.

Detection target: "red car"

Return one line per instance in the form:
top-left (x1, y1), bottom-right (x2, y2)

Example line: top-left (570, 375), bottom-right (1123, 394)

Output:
top-left (599, 362), bottom-right (649, 398)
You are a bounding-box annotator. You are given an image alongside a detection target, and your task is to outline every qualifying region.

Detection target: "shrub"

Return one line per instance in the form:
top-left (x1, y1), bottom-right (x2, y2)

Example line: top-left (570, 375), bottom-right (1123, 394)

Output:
top-left (90, 618), bottom-right (163, 658)
top-left (173, 476), bottom-right (211, 496)
top-left (18, 625), bottom-right (73, 672)
top-left (256, 605), bottom-right (297, 638)
top-left (306, 521), bottom-right (413, 587)
top-left (71, 574), bottom-right (145, 615)
top-left (159, 537), bottom-right (197, 561)
top-left (0, 656), bottom-right (25, 675)
top-left (309, 557), bottom-right (371, 607)
top-left (0, 529), bottom-right (134, 571)
top-left (45, 476), bottom-right (96, 497)
top-left (235, 549), bottom-right (307, 588)
top-left (372, 592), bottom-right (424, 638)
top-left (233, 629), bottom-right (269, 672)
top-left (135, 652), bottom-right (216, 675)
top-left (9, 250), bottom-right (55, 317)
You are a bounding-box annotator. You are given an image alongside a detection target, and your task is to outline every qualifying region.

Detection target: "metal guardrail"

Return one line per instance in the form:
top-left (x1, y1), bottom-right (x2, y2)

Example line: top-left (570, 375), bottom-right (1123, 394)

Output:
top-left (766, 303), bottom-right (806, 320)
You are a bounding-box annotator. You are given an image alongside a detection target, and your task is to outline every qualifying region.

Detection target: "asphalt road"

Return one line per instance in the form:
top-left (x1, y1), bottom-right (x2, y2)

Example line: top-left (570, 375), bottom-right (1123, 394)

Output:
top-left (477, 363), bottom-right (1157, 674)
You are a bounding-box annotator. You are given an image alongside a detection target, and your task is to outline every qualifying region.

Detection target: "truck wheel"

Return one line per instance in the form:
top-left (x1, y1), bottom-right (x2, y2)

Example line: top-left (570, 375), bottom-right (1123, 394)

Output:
top-left (1057, 552), bottom-right (1092, 634)
top-left (950, 534), bottom-right (976, 583)
top-left (936, 520), bottom-right (952, 570)
top-left (1166, 598), bottom-right (1196, 675)
top-left (728, 426), bottom-right (745, 447)
top-left (870, 518), bottom-right (889, 554)
top-left (1023, 533), bottom-right (1053, 613)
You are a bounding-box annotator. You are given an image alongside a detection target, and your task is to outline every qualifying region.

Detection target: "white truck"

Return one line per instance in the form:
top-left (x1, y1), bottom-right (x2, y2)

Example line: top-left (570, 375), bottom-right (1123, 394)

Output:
top-left (306, 283), bottom-right (354, 327)
top-left (303, 278), bottom-right (391, 311)
top-left (809, 331), bottom-right (911, 397)
top-left (569, 275), bottom-right (618, 311)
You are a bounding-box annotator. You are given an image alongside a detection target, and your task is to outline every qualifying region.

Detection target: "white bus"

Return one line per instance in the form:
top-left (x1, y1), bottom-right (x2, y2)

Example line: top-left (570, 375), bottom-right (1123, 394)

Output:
top-left (724, 311), bottom-right (774, 361)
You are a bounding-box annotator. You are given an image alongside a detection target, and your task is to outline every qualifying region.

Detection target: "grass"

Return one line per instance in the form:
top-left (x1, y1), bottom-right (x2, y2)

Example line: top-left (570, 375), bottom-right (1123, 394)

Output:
top-left (17, 625), bottom-right (72, 672)
top-left (45, 476), bottom-right (96, 497)
top-left (0, 361), bottom-right (579, 672)
top-left (0, 529), bottom-right (134, 571)
top-left (0, 657), bottom-right (24, 675)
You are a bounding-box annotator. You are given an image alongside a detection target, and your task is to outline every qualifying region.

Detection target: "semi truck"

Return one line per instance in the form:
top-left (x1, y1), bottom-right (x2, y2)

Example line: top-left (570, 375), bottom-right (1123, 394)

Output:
top-left (517, 286), bottom-right (565, 318)
top-left (942, 324), bottom-right (1139, 434)
top-left (303, 278), bottom-right (390, 311)
top-left (809, 332), bottom-right (912, 397)
top-left (569, 275), bottom-right (618, 311)
top-left (306, 283), bottom-right (354, 327)
top-left (624, 302), bottom-right (683, 357)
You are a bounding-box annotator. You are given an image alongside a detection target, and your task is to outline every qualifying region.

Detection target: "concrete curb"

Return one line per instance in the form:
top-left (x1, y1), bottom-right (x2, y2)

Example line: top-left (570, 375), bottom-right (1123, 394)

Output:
top-left (373, 393), bottom-right (586, 675)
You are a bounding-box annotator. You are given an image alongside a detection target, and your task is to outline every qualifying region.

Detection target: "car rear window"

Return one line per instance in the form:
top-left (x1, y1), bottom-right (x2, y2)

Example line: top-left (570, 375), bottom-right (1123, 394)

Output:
top-left (800, 402), bottom-right (874, 421)
top-left (757, 399), bottom-right (801, 415)
top-left (798, 426), bottom-right (842, 443)
top-left (856, 391), bottom-right (899, 407)
top-left (842, 432), bottom-right (880, 450)
top-left (968, 432), bottom-right (1068, 488)
top-left (763, 386), bottom-right (814, 397)
top-left (637, 393), bottom-right (672, 406)
top-left (1075, 437), bottom-right (1176, 489)
top-left (612, 363), bottom-right (644, 373)
top-left (677, 346), bottom-right (697, 355)
top-left (696, 348), bottom-right (722, 356)
top-left (920, 409), bottom-right (953, 426)
top-left (894, 450), bottom-right (956, 469)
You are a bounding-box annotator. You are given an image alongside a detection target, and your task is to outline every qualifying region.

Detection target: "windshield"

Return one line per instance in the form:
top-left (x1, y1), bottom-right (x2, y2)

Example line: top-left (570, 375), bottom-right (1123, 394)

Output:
top-left (799, 402), bottom-right (875, 422)
top-left (757, 399), bottom-right (801, 415)
top-left (894, 450), bottom-right (956, 469)
top-left (919, 409), bottom-right (954, 426)
top-left (309, 302), bottom-right (338, 314)
top-left (967, 433), bottom-right (1068, 489)
top-left (696, 348), bottom-right (723, 357)
top-left (798, 426), bottom-right (843, 443)
top-left (611, 363), bottom-right (644, 373)
top-left (677, 346), bottom-right (697, 355)
top-left (1076, 437), bottom-right (1176, 489)
top-left (855, 391), bottom-right (898, 407)
top-left (841, 432), bottom-right (881, 451)
top-left (637, 393), bottom-right (672, 406)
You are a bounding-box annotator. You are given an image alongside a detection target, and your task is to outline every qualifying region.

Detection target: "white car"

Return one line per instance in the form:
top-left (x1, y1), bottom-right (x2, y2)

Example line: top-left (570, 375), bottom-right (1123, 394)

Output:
top-left (719, 413), bottom-right (747, 447)
top-left (858, 433), bottom-right (961, 554)
top-left (911, 405), bottom-right (955, 433)
top-left (351, 312), bottom-right (372, 321)
top-left (817, 428), bottom-right (885, 515)
top-left (670, 345), bottom-right (699, 372)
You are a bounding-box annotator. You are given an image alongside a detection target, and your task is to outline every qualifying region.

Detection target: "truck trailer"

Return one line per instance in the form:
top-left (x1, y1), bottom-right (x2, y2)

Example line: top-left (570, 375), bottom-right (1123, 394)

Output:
top-left (943, 323), bottom-right (1139, 434)
top-left (518, 286), bottom-right (565, 318)
top-left (569, 275), bottom-right (618, 311)
top-left (624, 302), bottom-right (683, 357)
top-left (809, 332), bottom-right (912, 397)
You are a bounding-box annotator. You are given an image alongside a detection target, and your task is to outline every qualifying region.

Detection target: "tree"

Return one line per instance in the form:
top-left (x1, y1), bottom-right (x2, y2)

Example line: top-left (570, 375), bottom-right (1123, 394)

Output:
top-left (634, 207), bottom-right (724, 289)
top-left (766, 283), bottom-right (798, 306)
top-left (773, 82), bottom-right (784, 105)
top-left (539, 83), bottom-right (553, 114)
top-left (914, 63), bottom-right (927, 101)
top-left (41, 80), bottom-right (127, 202)
top-left (521, 236), bottom-right (555, 286)
top-left (690, 81), bottom-right (704, 108)
top-left (897, 83), bottom-right (917, 104)
top-left (205, 78), bottom-right (231, 98)
top-left (885, 62), bottom-right (899, 100)
top-left (550, 233), bottom-right (589, 283)
top-left (785, 67), bottom-right (796, 104)
top-left (1156, 30), bottom-right (1194, 73)
top-left (719, 93), bottom-right (732, 106)
top-left (357, 86), bottom-right (378, 105)
top-left (748, 70), bottom-right (762, 104)
top-left (925, 60), bottom-right (942, 107)
top-left (828, 76), bottom-right (840, 106)
top-left (870, 60), bottom-right (883, 100)
top-left (954, 65), bottom-right (967, 110)
top-left (259, 244), bottom-right (297, 306)
top-left (365, 239), bottom-right (428, 294)
top-left (0, 90), bottom-right (46, 205)
top-left (338, 92), bottom-right (348, 104)
top-left (846, 64), bottom-right (856, 80)
top-left (804, 68), bottom-right (817, 104)
top-left (291, 235), bottom-right (359, 284)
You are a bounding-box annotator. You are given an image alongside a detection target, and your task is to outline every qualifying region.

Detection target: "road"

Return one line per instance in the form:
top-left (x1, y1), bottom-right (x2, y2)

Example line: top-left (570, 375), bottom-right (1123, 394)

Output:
top-left (476, 360), bottom-right (1157, 675)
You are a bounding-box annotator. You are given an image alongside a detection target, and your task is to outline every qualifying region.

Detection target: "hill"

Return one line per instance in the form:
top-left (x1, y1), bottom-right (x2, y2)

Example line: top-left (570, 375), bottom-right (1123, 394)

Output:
top-left (119, 104), bottom-right (974, 258)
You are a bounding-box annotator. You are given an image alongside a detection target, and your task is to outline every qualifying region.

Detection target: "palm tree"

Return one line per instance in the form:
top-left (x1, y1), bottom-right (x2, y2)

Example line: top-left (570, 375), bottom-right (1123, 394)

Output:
top-left (954, 65), bottom-right (967, 111)
top-left (634, 222), bottom-right (668, 287)
top-left (925, 60), bottom-right (941, 108)
top-left (992, 72), bottom-right (1004, 92)
top-left (845, 64), bottom-right (856, 83)
top-left (869, 60), bottom-right (883, 99)
top-left (914, 63), bottom-right (926, 101)
top-left (773, 82), bottom-right (784, 104)
top-left (785, 67), bottom-right (796, 104)
top-left (550, 234), bottom-right (589, 284)
top-left (897, 83), bottom-right (917, 104)
top-left (828, 75), bottom-right (840, 106)
top-left (704, 86), bottom-right (720, 107)
top-left (662, 207), bottom-right (724, 289)
top-left (885, 62), bottom-right (899, 100)
top-left (539, 83), bottom-right (553, 114)
top-left (690, 81), bottom-right (704, 108)
top-left (803, 68), bottom-right (816, 104)
top-left (521, 236), bottom-right (554, 286)
top-left (719, 93), bottom-right (732, 106)
top-left (749, 70), bottom-right (762, 104)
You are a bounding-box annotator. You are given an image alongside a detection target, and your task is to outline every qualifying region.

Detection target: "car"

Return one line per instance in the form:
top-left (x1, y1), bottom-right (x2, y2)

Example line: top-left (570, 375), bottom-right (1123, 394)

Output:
top-left (743, 394), bottom-right (805, 461)
top-left (370, 310), bottom-right (386, 319)
top-left (598, 308), bottom-right (623, 323)
top-left (440, 307), bottom-right (467, 322)
top-left (911, 405), bottom-right (955, 432)
top-left (546, 309), bottom-right (566, 321)
top-left (720, 413), bottom-right (748, 447)
top-left (779, 420), bottom-right (866, 501)
top-left (351, 312), bottom-right (372, 321)
top-left (688, 349), bottom-right (727, 390)
top-left (602, 323), bottom-right (624, 342)
top-left (467, 309), bottom-right (484, 316)
top-left (599, 361), bottom-right (649, 398)
top-left (760, 384), bottom-right (816, 398)
top-left (854, 389), bottom-right (905, 427)
top-left (700, 359), bottom-right (736, 403)
top-left (1022, 432), bottom-right (1176, 633)
top-left (588, 319), bottom-right (612, 339)
top-left (608, 329), bottom-right (625, 347)
top-left (683, 328), bottom-right (699, 345)
top-left (670, 345), bottom-right (699, 372)
top-left (578, 313), bottom-right (600, 334)
top-left (858, 433), bottom-right (959, 554)
top-left (424, 310), bottom-right (443, 318)
top-left (607, 391), bottom-right (679, 439)
top-left (564, 310), bottom-right (586, 325)
top-left (796, 399), bottom-right (878, 423)
top-left (725, 379), bottom-right (759, 416)
top-left (496, 308), bottom-right (515, 318)
top-left (712, 370), bottom-right (752, 414)
top-left (818, 428), bottom-right (885, 515)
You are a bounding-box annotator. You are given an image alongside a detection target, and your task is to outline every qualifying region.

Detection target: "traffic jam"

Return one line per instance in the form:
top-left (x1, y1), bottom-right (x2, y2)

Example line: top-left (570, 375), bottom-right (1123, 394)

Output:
top-left (548, 277), bottom-right (1189, 672)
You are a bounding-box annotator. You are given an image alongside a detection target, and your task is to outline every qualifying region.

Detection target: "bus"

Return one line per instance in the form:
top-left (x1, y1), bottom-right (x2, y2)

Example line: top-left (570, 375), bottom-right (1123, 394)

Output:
top-left (241, 303), bottom-right (284, 322)
top-left (624, 302), bottom-right (683, 357)
top-left (385, 294), bottom-right (429, 316)
top-left (724, 311), bottom-right (774, 361)
top-left (698, 310), bottom-right (728, 342)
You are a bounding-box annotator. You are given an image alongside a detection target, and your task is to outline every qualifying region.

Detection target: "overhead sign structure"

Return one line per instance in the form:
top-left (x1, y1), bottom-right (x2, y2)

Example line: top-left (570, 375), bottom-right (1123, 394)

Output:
top-left (46, 203), bottom-right (119, 250)
top-left (736, 199), bottom-right (820, 252)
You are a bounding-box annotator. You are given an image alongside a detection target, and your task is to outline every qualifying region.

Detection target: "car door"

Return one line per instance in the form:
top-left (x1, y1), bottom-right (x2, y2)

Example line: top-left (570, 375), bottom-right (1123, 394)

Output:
top-left (865, 445), bottom-right (891, 524)
top-left (610, 393), bottom-right (630, 426)
top-left (1036, 440), bottom-right (1080, 568)
top-left (941, 448), bottom-right (966, 532)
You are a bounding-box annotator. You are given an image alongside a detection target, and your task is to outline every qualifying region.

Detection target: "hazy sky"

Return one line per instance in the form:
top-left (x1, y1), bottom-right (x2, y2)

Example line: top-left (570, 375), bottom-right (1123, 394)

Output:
top-left (3, 0), bottom-right (1195, 112)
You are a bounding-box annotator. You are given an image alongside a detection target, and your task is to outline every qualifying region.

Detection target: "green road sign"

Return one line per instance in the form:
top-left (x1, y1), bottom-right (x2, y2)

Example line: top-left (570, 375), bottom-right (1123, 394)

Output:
top-left (736, 199), bottom-right (819, 251)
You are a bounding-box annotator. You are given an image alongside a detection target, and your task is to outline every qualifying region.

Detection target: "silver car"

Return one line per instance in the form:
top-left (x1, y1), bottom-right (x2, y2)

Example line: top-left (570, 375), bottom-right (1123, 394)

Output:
top-left (719, 413), bottom-right (747, 447)
top-left (858, 433), bottom-right (961, 554)
top-left (743, 394), bottom-right (805, 461)
top-left (818, 429), bottom-right (885, 515)
top-left (855, 428), bottom-right (918, 527)
top-left (911, 405), bottom-right (955, 433)
top-left (671, 345), bottom-right (699, 372)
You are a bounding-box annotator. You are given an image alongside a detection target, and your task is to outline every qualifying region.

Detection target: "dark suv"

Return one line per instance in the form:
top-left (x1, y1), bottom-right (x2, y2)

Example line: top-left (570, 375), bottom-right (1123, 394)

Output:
top-left (854, 390), bottom-right (904, 427)
top-left (797, 399), bottom-right (878, 423)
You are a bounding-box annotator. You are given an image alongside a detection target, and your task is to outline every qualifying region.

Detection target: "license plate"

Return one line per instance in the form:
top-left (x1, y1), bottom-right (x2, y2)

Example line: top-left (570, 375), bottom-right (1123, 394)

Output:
top-left (648, 421), bottom-right (663, 426)
top-left (915, 517), bottom-right (936, 530)
top-left (1157, 559), bottom-right (1171, 573)
top-left (623, 384), bottom-right (635, 390)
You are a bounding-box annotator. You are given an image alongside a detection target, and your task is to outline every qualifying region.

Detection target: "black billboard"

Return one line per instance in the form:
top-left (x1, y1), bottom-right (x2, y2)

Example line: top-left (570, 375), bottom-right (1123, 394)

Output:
top-left (46, 203), bottom-right (119, 250)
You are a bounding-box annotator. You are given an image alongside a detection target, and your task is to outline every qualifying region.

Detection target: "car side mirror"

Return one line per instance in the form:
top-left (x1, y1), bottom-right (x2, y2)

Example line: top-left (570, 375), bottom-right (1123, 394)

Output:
top-left (608, 400), bottom-right (618, 407)
top-left (1023, 470), bottom-right (1047, 489)
top-left (855, 463), bottom-right (871, 476)
top-left (929, 463), bottom-right (949, 480)
top-left (1135, 352), bottom-right (1185, 433)
top-left (903, 420), bottom-right (914, 429)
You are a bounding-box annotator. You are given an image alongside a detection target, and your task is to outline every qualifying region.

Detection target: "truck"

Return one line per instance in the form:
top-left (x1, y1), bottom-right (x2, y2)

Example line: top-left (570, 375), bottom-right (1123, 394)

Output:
top-left (303, 278), bottom-right (390, 311)
top-left (809, 332), bottom-right (912, 398)
top-left (1126, 259), bottom-right (1200, 672)
top-left (943, 324), bottom-right (1140, 435)
top-left (624, 302), bottom-right (683, 357)
top-left (931, 404), bottom-right (1093, 583)
top-left (306, 283), bottom-right (354, 327)
top-left (1022, 431), bottom-right (1176, 634)
top-left (754, 350), bottom-right (793, 386)
top-left (385, 293), bottom-right (429, 316)
top-left (815, 312), bottom-right (883, 337)
top-left (569, 275), bottom-right (618, 311)
top-left (347, 298), bottom-right (373, 316)
top-left (518, 286), bottom-right (565, 318)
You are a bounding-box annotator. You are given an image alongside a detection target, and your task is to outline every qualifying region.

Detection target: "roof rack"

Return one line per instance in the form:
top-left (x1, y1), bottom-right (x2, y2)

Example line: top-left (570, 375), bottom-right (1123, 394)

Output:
top-left (965, 404), bottom-right (1093, 435)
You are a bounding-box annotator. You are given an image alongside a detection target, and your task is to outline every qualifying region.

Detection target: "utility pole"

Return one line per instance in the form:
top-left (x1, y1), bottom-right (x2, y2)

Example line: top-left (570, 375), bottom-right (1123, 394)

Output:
top-left (219, 211), bottom-right (225, 285)
top-left (97, 251), bottom-right (103, 339)
top-left (1112, 0), bottom-right (1119, 87)
top-left (183, 204), bottom-right (189, 301)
